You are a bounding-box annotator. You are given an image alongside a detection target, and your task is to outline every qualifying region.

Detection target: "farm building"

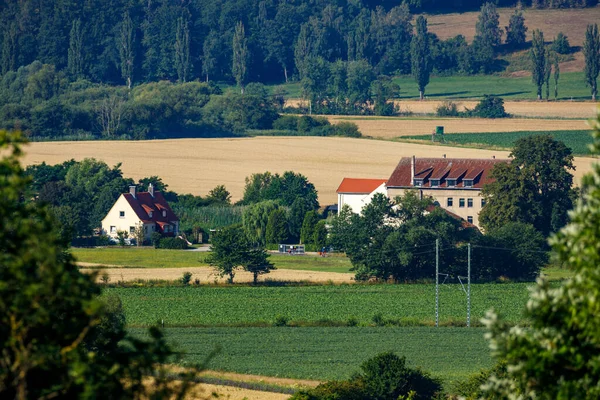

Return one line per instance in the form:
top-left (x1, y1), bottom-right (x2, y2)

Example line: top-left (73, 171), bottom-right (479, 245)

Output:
top-left (337, 156), bottom-right (508, 228)
top-left (336, 178), bottom-right (387, 214)
top-left (101, 183), bottom-right (179, 240)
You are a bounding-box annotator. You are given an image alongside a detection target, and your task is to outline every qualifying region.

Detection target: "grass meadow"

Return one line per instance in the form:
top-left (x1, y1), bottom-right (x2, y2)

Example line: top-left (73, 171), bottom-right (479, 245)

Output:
top-left (131, 326), bottom-right (492, 385)
top-left (107, 283), bottom-right (532, 328)
top-left (403, 129), bottom-right (594, 155)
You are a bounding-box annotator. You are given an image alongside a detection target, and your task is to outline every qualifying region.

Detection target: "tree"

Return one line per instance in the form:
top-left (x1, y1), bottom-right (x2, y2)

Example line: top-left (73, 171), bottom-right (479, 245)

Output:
top-left (530, 29), bottom-right (546, 100)
top-left (482, 111), bottom-right (600, 399)
top-left (207, 224), bottom-right (248, 283)
top-left (505, 9), bottom-right (527, 48)
top-left (300, 210), bottom-right (320, 245)
top-left (97, 94), bottom-right (125, 138)
top-left (480, 135), bottom-right (575, 236)
top-left (244, 246), bottom-right (275, 284)
top-left (265, 208), bottom-right (288, 245)
top-left (371, 76), bottom-right (399, 116)
top-left (118, 11), bottom-right (135, 89)
top-left (133, 223), bottom-right (145, 246)
top-left (174, 16), bottom-right (191, 83)
top-left (242, 200), bottom-right (281, 245)
top-left (0, 131), bottom-right (202, 398)
top-left (584, 23), bottom-right (600, 100)
top-left (232, 21), bottom-right (248, 94)
top-left (544, 48), bottom-right (552, 100)
top-left (67, 19), bottom-right (84, 79)
top-left (476, 2), bottom-right (502, 48)
top-left (410, 16), bottom-right (430, 101)
top-left (207, 185), bottom-right (231, 205)
top-left (202, 31), bottom-right (219, 82)
top-left (312, 220), bottom-right (328, 250)
top-left (554, 53), bottom-right (560, 100)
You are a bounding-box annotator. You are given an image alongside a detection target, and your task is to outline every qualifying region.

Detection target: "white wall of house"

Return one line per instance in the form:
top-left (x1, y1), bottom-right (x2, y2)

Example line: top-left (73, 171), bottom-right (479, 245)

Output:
top-left (338, 183), bottom-right (387, 214)
top-left (101, 195), bottom-right (144, 238)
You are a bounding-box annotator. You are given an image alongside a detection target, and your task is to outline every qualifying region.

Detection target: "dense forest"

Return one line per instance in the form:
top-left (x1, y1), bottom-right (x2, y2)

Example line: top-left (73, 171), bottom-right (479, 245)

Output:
top-left (1, 0), bottom-right (596, 86)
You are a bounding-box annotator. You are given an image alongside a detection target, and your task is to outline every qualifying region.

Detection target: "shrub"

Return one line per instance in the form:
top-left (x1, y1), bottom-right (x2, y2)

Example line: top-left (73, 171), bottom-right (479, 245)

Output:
top-left (470, 95), bottom-right (507, 118)
top-left (272, 115), bottom-right (300, 131)
top-left (332, 121), bottom-right (361, 138)
top-left (552, 32), bottom-right (570, 54)
top-left (151, 232), bottom-right (162, 248)
top-left (297, 116), bottom-right (329, 133)
top-left (436, 101), bottom-right (460, 117)
top-left (274, 315), bottom-right (289, 327)
top-left (158, 237), bottom-right (188, 249)
top-left (452, 362), bottom-right (508, 399)
top-left (290, 380), bottom-right (366, 400)
top-left (181, 271), bottom-right (192, 285)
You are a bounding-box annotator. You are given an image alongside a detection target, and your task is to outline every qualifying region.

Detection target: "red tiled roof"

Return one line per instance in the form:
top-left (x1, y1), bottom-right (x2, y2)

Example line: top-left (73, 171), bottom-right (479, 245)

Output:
top-left (336, 178), bottom-right (387, 194)
top-left (123, 191), bottom-right (179, 224)
top-left (387, 157), bottom-right (507, 189)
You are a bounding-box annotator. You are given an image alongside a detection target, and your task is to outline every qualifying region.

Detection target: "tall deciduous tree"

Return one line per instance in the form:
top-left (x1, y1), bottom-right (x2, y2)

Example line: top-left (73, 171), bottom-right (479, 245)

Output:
top-left (483, 111), bottom-right (600, 399)
top-left (118, 11), bottom-right (135, 89)
top-left (544, 48), bottom-right (552, 100)
top-left (174, 16), bottom-right (190, 83)
top-left (245, 246), bottom-right (275, 284)
top-left (202, 30), bottom-right (219, 82)
top-left (410, 15), bottom-right (430, 101)
top-left (207, 224), bottom-right (248, 283)
top-left (530, 29), bottom-right (546, 100)
top-left (265, 208), bottom-right (288, 245)
top-left (505, 8), bottom-right (527, 47)
top-left (476, 2), bottom-right (503, 48)
top-left (480, 135), bottom-right (575, 236)
top-left (554, 54), bottom-right (560, 100)
top-left (67, 19), bottom-right (84, 79)
top-left (584, 23), bottom-right (600, 100)
top-left (232, 21), bottom-right (248, 94)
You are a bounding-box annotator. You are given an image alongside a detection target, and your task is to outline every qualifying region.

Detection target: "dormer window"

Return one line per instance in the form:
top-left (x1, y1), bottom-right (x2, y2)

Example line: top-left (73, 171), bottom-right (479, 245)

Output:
top-left (447, 179), bottom-right (456, 187)
top-left (149, 211), bottom-right (153, 218)
top-left (464, 179), bottom-right (473, 188)
top-left (430, 179), bottom-right (439, 187)
top-left (162, 210), bottom-right (167, 217)
top-left (413, 179), bottom-right (423, 187)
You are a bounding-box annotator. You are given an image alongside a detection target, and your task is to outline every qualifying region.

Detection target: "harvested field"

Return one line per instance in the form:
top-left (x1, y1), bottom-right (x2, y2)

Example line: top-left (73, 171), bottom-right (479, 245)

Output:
top-left (328, 115), bottom-right (589, 138)
top-left (194, 383), bottom-right (290, 400)
top-left (288, 99), bottom-right (599, 118)
top-left (426, 8), bottom-right (600, 47)
top-left (21, 137), bottom-right (595, 205)
top-left (80, 265), bottom-right (355, 283)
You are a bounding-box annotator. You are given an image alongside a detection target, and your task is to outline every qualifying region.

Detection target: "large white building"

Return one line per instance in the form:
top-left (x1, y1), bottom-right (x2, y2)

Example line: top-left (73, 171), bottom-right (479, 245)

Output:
top-left (336, 178), bottom-right (387, 214)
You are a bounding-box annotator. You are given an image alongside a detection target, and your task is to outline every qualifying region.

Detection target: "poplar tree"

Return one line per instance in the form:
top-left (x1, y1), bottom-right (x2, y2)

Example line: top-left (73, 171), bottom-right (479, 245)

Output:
top-left (67, 19), bottom-right (84, 79)
top-left (410, 15), bottom-right (430, 101)
top-left (530, 29), bottom-right (546, 100)
top-left (544, 48), bottom-right (552, 100)
top-left (232, 21), bottom-right (248, 94)
top-left (174, 16), bottom-right (190, 83)
top-left (202, 31), bottom-right (218, 82)
top-left (584, 23), bottom-right (600, 100)
top-left (118, 11), bottom-right (135, 89)
top-left (554, 55), bottom-right (560, 100)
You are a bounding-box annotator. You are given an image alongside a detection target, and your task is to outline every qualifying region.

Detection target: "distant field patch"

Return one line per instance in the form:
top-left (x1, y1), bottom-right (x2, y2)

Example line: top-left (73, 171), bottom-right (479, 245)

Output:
top-left (403, 130), bottom-right (593, 155)
top-left (108, 283), bottom-right (533, 327)
top-left (132, 326), bottom-right (492, 384)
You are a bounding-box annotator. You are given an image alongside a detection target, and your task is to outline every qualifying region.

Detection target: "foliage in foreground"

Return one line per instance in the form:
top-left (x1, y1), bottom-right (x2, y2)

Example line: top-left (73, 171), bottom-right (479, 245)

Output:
top-left (0, 131), bottom-right (202, 399)
top-left (483, 111), bottom-right (600, 398)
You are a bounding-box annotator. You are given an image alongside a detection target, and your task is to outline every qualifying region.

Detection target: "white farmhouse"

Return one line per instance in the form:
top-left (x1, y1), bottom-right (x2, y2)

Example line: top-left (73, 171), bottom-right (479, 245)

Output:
top-left (336, 178), bottom-right (387, 214)
top-left (101, 183), bottom-right (179, 240)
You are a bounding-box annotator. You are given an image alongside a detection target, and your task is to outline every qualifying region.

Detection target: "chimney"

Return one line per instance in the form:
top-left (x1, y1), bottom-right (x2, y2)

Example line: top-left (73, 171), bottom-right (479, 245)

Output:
top-left (129, 185), bottom-right (137, 199)
top-left (148, 183), bottom-right (155, 198)
top-left (411, 155), bottom-right (416, 185)
top-left (443, 154), bottom-right (446, 158)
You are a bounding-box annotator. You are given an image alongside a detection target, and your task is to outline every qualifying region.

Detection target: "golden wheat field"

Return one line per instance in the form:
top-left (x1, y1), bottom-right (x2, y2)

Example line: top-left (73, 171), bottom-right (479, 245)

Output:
top-left (328, 115), bottom-right (589, 138)
top-left (286, 99), bottom-right (599, 119)
top-left (21, 137), bottom-right (596, 205)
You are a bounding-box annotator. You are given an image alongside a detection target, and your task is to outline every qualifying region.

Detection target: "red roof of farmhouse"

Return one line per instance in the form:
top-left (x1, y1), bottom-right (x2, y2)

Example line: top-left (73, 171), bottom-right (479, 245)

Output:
top-left (387, 157), bottom-right (507, 189)
top-left (123, 191), bottom-right (179, 224)
top-left (336, 178), bottom-right (388, 194)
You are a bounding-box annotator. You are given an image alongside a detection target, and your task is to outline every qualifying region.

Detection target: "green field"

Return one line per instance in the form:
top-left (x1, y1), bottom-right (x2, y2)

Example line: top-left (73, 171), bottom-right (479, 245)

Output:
top-left (258, 72), bottom-right (591, 101)
top-left (72, 248), bottom-right (353, 273)
top-left (108, 283), bottom-right (532, 327)
top-left (403, 130), bottom-right (593, 155)
top-left (131, 326), bottom-right (492, 384)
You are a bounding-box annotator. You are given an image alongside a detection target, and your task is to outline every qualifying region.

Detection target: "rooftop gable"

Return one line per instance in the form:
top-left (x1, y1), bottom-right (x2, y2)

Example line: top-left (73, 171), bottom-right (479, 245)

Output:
top-left (123, 191), bottom-right (179, 224)
top-left (337, 178), bottom-right (387, 194)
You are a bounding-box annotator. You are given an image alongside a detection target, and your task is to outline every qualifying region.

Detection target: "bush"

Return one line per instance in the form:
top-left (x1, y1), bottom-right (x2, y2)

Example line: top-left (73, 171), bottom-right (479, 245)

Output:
top-left (332, 121), bottom-right (361, 138)
top-left (181, 271), bottom-right (192, 285)
top-left (272, 115), bottom-right (300, 131)
top-left (158, 237), bottom-right (188, 249)
top-left (552, 32), bottom-right (570, 54)
top-left (452, 361), bottom-right (508, 399)
top-left (436, 101), bottom-right (460, 117)
top-left (290, 380), bottom-right (366, 400)
top-left (273, 315), bottom-right (289, 327)
top-left (151, 232), bottom-right (162, 248)
top-left (469, 95), bottom-right (507, 118)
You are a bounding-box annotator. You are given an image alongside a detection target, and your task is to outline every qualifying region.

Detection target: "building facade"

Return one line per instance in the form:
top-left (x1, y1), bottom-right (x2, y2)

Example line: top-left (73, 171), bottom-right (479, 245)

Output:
top-left (336, 178), bottom-right (388, 214)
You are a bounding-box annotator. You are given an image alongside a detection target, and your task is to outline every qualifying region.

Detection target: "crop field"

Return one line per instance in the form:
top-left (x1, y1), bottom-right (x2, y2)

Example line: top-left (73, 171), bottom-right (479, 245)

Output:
top-left (403, 130), bottom-right (593, 155)
top-left (131, 326), bottom-right (492, 384)
top-left (21, 138), bottom-right (596, 205)
top-left (107, 283), bottom-right (533, 327)
top-left (73, 247), bottom-right (352, 273)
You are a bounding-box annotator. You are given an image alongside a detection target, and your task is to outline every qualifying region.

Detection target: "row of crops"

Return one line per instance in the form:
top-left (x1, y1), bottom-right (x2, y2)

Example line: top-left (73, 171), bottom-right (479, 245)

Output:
top-left (110, 283), bottom-right (533, 327)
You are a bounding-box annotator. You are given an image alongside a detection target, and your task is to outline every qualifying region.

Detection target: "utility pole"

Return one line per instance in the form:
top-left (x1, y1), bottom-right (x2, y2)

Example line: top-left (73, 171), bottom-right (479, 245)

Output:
top-left (467, 243), bottom-right (471, 328)
top-left (435, 238), bottom-right (439, 328)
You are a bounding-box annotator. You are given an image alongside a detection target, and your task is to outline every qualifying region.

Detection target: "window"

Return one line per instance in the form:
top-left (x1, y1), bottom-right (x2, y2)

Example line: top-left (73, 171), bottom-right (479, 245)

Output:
top-left (481, 199), bottom-right (487, 207)
top-left (430, 179), bottom-right (439, 187)
top-left (162, 210), bottom-right (167, 217)
top-left (164, 225), bottom-right (171, 233)
top-left (413, 179), bottom-right (423, 187)
top-left (110, 226), bottom-right (116, 234)
top-left (467, 216), bottom-right (473, 224)
top-left (467, 198), bottom-right (473, 207)
top-left (447, 179), bottom-right (456, 187)
top-left (464, 179), bottom-right (473, 188)
top-left (447, 198), bottom-right (453, 207)
top-left (149, 211), bottom-right (153, 218)
top-left (459, 198), bottom-right (465, 208)
top-left (130, 226), bottom-right (135, 234)
top-left (119, 211), bottom-right (125, 218)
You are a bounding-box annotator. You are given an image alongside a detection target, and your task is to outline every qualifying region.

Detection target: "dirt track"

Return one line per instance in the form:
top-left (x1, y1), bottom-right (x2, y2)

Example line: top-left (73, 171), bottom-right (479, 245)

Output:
top-left (80, 265), bottom-right (355, 284)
